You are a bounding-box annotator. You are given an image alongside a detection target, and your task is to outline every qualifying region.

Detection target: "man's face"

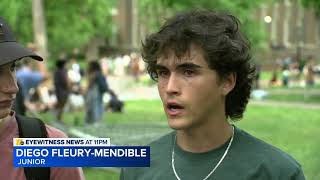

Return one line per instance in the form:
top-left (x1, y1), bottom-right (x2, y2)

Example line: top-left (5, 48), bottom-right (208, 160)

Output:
top-left (156, 45), bottom-right (234, 130)
top-left (0, 62), bottom-right (18, 119)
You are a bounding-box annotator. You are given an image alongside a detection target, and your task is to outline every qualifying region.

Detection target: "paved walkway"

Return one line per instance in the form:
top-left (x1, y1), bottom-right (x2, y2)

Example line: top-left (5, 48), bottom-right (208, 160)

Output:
top-left (107, 75), bottom-right (160, 100)
top-left (249, 100), bottom-right (320, 109)
top-left (266, 88), bottom-right (320, 95)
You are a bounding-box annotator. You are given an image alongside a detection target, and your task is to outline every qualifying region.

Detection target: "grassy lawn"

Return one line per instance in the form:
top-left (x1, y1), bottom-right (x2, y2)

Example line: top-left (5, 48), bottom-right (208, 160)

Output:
top-left (40, 100), bottom-right (319, 180)
top-left (238, 105), bottom-right (319, 180)
top-left (83, 168), bottom-right (120, 180)
top-left (260, 71), bottom-right (273, 81)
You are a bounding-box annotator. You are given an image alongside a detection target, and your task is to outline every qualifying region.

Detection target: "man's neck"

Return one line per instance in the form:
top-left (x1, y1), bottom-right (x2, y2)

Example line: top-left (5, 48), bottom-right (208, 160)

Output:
top-left (176, 120), bottom-right (233, 153)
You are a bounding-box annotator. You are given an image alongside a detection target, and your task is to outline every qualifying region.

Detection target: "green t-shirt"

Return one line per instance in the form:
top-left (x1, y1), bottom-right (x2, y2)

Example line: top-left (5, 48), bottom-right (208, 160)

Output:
top-left (120, 126), bottom-right (305, 180)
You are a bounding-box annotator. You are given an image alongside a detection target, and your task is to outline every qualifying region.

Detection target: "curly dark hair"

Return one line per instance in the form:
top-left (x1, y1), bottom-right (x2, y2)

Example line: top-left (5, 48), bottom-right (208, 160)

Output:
top-left (142, 9), bottom-right (256, 120)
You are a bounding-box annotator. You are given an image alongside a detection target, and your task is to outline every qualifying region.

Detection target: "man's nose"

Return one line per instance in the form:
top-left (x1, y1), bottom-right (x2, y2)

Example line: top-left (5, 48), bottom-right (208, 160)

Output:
top-left (165, 73), bottom-right (181, 96)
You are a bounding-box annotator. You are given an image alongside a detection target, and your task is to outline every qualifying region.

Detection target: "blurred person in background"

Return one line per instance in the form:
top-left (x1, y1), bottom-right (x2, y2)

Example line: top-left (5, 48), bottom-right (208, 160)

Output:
top-left (15, 58), bottom-right (48, 114)
top-left (53, 58), bottom-right (71, 123)
top-left (106, 89), bottom-right (124, 113)
top-left (67, 57), bottom-right (84, 125)
top-left (129, 52), bottom-right (141, 81)
top-left (85, 61), bottom-right (108, 124)
top-left (303, 55), bottom-right (315, 87)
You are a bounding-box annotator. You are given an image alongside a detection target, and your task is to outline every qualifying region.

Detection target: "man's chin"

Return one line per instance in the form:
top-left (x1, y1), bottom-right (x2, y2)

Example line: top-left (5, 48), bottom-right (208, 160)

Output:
top-left (167, 118), bottom-right (190, 130)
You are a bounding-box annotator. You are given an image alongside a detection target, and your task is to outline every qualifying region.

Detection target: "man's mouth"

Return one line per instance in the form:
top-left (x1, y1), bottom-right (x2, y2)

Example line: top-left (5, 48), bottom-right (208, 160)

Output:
top-left (166, 102), bottom-right (184, 116)
top-left (0, 99), bottom-right (14, 108)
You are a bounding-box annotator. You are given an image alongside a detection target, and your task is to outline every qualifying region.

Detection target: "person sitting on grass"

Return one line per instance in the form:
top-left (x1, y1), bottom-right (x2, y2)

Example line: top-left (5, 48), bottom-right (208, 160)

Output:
top-left (106, 89), bottom-right (124, 113)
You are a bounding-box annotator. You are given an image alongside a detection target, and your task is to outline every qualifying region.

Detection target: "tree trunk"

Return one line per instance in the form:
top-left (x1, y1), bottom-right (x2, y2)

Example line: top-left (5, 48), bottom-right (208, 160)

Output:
top-left (32, 0), bottom-right (48, 62)
top-left (32, 0), bottom-right (48, 75)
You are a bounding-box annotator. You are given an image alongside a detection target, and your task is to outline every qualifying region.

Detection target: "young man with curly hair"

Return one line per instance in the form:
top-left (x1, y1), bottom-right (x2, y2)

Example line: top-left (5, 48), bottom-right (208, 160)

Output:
top-left (121, 9), bottom-right (305, 180)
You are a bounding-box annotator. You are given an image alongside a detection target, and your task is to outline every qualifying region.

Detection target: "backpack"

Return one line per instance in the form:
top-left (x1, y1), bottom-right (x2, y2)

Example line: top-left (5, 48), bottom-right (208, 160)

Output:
top-left (96, 73), bottom-right (108, 94)
top-left (15, 115), bottom-right (50, 180)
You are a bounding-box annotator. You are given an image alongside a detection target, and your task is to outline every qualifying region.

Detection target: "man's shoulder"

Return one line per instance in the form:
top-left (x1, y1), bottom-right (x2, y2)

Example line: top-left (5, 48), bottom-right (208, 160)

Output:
top-left (45, 125), bottom-right (86, 179)
top-left (235, 127), bottom-right (302, 174)
top-left (45, 125), bottom-right (67, 138)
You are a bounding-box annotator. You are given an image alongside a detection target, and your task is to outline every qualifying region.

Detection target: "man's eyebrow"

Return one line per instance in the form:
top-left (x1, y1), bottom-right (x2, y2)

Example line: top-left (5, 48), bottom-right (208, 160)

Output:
top-left (176, 63), bottom-right (202, 69)
top-left (155, 63), bottom-right (203, 70)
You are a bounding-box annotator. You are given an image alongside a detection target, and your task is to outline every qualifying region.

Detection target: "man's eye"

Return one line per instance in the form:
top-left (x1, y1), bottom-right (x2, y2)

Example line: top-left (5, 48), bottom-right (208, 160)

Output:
top-left (157, 70), bottom-right (169, 77)
top-left (184, 69), bottom-right (195, 76)
top-left (10, 63), bottom-right (16, 71)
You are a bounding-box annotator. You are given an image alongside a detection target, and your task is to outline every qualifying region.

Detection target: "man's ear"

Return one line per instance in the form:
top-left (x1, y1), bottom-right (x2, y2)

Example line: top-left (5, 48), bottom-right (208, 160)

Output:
top-left (221, 72), bottom-right (236, 96)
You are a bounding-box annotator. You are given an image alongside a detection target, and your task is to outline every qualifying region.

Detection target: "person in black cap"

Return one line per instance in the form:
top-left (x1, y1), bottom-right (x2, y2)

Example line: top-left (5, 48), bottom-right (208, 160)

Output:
top-left (0, 17), bottom-right (84, 180)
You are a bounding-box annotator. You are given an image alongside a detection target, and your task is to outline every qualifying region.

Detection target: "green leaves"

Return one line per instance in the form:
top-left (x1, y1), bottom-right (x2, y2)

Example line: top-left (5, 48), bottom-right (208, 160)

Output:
top-left (138, 0), bottom-right (268, 50)
top-left (44, 0), bottom-right (115, 56)
top-left (302, 0), bottom-right (320, 16)
top-left (1, 0), bottom-right (116, 58)
top-left (0, 0), bottom-right (33, 43)
top-left (2, 0), bottom-right (272, 58)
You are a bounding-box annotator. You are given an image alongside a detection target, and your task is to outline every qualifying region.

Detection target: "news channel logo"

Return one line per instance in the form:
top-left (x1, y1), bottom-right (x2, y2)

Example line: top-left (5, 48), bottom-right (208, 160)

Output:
top-left (15, 138), bottom-right (24, 145)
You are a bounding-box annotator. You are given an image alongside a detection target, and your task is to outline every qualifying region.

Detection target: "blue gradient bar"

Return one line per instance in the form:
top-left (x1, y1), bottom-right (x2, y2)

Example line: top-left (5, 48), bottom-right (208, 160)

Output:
top-left (13, 146), bottom-right (150, 167)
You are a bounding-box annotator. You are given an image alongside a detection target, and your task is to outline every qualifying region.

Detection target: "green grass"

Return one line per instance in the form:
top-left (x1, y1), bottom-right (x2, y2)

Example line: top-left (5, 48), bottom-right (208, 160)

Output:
top-left (260, 71), bottom-right (273, 81)
top-left (39, 100), bottom-right (320, 180)
top-left (107, 100), bottom-right (166, 124)
top-left (39, 100), bottom-right (167, 126)
top-left (83, 168), bottom-right (119, 180)
top-left (239, 106), bottom-right (319, 180)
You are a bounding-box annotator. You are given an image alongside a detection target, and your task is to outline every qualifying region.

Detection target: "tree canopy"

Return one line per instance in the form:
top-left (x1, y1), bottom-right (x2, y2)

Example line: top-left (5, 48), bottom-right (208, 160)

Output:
top-left (1, 0), bottom-right (116, 59)
top-left (1, 0), bottom-right (273, 59)
top-left (138, 0), bottom-right (270, 50)
top-left (302, 0), bottom-right (320, 16)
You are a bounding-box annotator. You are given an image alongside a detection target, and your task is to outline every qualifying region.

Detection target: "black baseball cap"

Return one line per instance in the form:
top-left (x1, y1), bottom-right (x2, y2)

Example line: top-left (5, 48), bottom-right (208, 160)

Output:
top-left (0, 17), bottom-right (43, 66)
